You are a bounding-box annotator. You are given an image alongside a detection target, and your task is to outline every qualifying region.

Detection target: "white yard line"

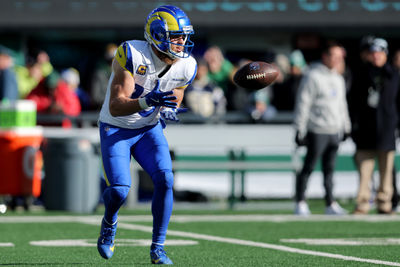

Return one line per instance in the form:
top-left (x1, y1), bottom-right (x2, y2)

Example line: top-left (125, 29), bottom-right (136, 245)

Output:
top-left (81, 219), bottom-right (400, 267)
top-left (0, 243), bottom-right (14, 247)
top-left (1, 214), bottom-right (400, 223)
top-left (1, 215), bottom-right (400, 266)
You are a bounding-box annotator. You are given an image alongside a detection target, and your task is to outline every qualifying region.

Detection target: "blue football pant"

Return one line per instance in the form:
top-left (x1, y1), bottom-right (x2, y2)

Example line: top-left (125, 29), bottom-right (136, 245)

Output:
top-left (100, 122), bottom-right (173, 245)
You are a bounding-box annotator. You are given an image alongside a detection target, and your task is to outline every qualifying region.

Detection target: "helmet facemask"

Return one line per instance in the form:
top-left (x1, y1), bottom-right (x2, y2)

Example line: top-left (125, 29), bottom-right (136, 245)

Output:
top-left (164, 28), bottom-right (194, 59)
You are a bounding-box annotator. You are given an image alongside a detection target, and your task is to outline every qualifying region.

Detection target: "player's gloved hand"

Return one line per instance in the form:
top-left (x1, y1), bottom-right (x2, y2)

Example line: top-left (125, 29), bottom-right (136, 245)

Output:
top-left (160, 107), bottom-right (188, 122)
top-left (295, 131), bottom-right (308, 146)
top-left (139, 81), bottom-right (177, 109)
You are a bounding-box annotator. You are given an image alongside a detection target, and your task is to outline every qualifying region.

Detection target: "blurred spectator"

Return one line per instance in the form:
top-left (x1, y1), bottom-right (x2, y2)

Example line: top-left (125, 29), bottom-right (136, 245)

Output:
top-left (0, 45), bottom-right (18, 101)
top-left (185, 59), bottom-right (226, 118)
top-left (393, 49), bottom-right (400, 72)
top-left (203, 46), bottom-right (238, 110)
top-left (336, 46), bottom-right (352, 92)
top-left (26, 71), bottom-right (81, 117)
top-left (272, 50), bottom-right (307, 111)
top-left (348, 37), bottom-right (400, 214)
top-left (392, 48), bottom-right (400, 213)
top-left (247, 86), bottom-right (277, 122)
top-left (91, 43), bottom-right (117, 109)
top-left (293, 41), bottom-right (351, 215)
top-left (15, 51), bottom-right (53, 99)
top-left (61, 68), bottom-right (91, 110)
top-left (359, 35), bottom-right (375, 64)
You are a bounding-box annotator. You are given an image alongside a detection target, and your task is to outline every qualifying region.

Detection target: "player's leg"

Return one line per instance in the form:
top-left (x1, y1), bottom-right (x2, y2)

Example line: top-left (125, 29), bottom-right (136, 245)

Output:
top-left (97, 123), bottom-right (134, 259)
top-left (132, 123), bottom-right (174, 264)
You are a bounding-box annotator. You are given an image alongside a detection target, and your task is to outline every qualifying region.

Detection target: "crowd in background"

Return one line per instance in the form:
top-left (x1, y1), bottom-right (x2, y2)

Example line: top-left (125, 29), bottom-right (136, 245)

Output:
top-left (0, 36), bottom-right (337, 124)
top-left (1, 36), bottom-right (399, 126)
top-left (1, 34), bottom-right (400, 214)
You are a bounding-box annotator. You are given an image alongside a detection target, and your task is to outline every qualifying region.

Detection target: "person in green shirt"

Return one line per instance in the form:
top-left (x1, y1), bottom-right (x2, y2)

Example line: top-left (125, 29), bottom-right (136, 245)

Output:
top-left (203, 46), bottom-right (236, 94)
top-left (15, 50), bottom-right (53, 99)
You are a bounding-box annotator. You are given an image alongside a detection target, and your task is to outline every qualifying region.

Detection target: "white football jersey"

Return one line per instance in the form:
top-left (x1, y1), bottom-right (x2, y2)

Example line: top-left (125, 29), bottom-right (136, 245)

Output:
top-left (99, 40), bottom-right (197, 129)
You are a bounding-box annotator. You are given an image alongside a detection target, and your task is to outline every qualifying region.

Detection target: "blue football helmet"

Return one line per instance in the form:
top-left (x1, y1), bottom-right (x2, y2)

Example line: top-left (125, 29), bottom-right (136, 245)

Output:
top-left (144, 5), bottom-right (194, 59)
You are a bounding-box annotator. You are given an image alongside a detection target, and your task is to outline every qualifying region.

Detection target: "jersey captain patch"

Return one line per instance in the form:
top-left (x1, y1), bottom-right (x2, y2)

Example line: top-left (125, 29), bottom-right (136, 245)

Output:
top-left (136, 65), bottom-right (147, 75)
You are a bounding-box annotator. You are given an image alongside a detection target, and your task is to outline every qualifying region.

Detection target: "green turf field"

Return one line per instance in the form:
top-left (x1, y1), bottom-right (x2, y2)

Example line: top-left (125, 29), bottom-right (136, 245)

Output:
top-left (1, 204), bottom-right (400, 267)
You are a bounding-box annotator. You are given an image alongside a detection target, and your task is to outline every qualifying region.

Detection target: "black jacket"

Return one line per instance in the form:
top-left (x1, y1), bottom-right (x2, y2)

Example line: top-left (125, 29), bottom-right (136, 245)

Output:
top-left (348, 62), bottom-right (400, 150)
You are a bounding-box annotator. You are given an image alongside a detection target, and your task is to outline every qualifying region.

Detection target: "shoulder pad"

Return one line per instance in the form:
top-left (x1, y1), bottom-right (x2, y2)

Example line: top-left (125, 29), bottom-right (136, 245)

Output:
top-left (115, 42), bottom-right (134, 75)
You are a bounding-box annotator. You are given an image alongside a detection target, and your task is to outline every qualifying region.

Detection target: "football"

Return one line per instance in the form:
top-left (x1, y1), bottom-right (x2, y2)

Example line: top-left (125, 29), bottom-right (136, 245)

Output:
top-left (233, 61), bottom-right (279, 91)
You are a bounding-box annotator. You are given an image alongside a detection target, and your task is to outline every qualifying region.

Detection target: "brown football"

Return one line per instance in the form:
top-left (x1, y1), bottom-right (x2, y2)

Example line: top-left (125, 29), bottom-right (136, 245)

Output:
top-left (233, 61), bottom-right (279, 91)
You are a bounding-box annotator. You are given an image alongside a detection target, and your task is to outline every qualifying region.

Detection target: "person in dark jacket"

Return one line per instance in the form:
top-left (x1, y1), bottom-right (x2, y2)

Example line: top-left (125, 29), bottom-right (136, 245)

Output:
top-left (348, 38), bottom-right (400, 214)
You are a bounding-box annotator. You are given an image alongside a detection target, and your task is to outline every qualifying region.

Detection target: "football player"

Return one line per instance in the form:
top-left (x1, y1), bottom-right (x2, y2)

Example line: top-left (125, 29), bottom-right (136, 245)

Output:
top-left (97, 5), bottom-right (197, 264)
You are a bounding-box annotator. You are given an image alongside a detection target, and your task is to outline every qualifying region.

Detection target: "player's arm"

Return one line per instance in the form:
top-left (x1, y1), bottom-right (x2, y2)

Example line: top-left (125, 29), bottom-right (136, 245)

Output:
top-left (109, 59), bottom-right (177, 117)
top-left (173, 86), bottom-right (185, 107)
top-left (108, 59), bottom-right (141, 117)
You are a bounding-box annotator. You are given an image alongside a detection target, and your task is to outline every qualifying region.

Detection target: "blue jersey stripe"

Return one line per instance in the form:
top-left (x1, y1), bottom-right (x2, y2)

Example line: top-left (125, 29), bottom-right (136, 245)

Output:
top-left (185, 63), bottom-right (197, 85)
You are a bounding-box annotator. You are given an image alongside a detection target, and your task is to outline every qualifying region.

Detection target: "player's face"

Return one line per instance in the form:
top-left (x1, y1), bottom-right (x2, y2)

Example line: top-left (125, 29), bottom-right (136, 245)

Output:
top-left (169, 34), bottom-right (186, 53)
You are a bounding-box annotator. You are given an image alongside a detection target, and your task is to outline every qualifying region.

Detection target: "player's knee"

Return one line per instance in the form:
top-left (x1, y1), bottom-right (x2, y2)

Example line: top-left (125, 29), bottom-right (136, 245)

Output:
top-left (152, 170), bottom-right (174, 190)
top-left (104, 185), bottom-right (130, 205)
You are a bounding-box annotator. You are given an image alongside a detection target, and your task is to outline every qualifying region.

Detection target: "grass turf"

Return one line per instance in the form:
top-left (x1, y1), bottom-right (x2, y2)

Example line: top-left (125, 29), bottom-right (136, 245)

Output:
top-left (1, 207), bottom-right (400, 267)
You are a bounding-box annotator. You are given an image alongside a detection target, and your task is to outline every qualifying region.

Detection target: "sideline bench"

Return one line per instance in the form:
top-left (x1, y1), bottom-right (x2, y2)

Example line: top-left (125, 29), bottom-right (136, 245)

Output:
top-left (157, 124), bottom-right (300, 208)
top-left (169, 149), bottom-right (301, 209)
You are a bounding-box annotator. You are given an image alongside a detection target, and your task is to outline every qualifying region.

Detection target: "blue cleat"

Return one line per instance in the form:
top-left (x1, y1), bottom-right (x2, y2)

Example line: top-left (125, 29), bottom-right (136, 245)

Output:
top-left (150, 246), bottom-right (173, 265)
top-left (97, 218), bottom-right (117, 259)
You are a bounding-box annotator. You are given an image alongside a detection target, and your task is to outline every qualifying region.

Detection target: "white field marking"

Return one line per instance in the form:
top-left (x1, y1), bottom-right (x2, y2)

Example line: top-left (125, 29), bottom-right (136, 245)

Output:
top-left (30, 239), bottom-right (198, 247)
top-left (2, 214), bottom-right (400, 224)
top-left (0, 215), bottom-right (399, 266)
top-left (78, 220), bottom-right (400, 267)
top-left (281, 238), bottom-right (400, 246)
top-left (0, 243), bottom-right (14, 247)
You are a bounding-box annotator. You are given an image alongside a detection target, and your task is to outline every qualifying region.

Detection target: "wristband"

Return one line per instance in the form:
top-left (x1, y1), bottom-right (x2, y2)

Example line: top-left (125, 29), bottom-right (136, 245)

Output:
top-left (138, 97), bottom-right (149, 109)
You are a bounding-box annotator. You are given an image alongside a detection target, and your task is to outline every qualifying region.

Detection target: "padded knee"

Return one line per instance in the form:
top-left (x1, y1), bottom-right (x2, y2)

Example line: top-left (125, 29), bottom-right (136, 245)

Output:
top-left (103, 185), bottom-right (130, 207)
top-left (152, 170), bottom-right (174, 190)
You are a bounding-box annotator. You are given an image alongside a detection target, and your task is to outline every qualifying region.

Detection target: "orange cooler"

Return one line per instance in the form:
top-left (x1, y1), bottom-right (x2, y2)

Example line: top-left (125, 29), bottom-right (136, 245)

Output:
top-left (0, 127), bottom-right (43, 197)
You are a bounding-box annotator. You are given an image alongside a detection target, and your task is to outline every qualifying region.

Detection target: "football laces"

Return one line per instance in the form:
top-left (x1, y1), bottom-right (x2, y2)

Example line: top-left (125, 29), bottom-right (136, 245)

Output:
top-left (246, 73), bottom-right (266, 80)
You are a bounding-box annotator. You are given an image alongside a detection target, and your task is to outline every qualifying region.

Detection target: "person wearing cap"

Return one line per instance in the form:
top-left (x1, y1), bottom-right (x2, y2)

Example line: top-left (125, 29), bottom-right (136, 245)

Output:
top-left (348, 37), bottom-right (400, 214)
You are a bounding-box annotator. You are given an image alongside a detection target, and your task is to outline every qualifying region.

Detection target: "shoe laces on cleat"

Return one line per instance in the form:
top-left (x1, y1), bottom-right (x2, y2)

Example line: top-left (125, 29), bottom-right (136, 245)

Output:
top-left (100, 227), bottom-right (116, 244)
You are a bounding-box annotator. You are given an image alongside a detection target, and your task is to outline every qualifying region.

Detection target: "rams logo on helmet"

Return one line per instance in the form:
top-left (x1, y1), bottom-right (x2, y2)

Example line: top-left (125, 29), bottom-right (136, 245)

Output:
top-left (144, 5), bottom-right (194, 59)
